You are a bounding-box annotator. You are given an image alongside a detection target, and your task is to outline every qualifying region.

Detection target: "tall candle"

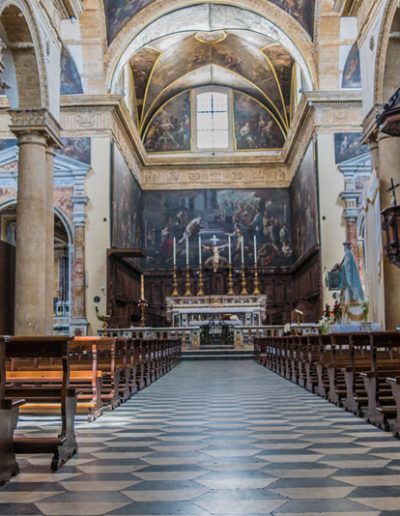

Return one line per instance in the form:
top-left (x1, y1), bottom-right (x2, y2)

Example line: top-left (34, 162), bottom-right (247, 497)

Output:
top-left (198, 235), bottom-right (202, 266)
top-left (140, 274), bottom-right (144, 299)
top-left (186, 236), bottom-right (189, 266)
top-left (228, 235), bottom-right (232, 264)
top-left (173, 237), bottom-right (176, 266)
top-left (253, 234), bottom-right (257, 264)
top-left (241, 236), bottom-right (245, 265)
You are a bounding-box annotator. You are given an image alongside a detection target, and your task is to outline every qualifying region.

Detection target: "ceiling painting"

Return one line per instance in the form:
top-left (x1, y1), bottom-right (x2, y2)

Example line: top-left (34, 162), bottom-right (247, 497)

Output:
top-left (104, 1), bottom-right (315, 44)
top-left (234, 92), bottom-right (286, 150)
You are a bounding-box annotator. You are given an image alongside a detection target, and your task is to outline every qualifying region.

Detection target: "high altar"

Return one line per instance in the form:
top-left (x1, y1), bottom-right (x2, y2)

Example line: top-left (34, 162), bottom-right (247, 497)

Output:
top-left (166, 294), bottom-right (267, 349)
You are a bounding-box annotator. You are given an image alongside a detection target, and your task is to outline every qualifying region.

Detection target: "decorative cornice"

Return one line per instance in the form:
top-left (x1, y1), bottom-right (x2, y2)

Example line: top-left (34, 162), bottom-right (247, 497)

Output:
top-left (8, 108), bottom-right (62, 147)
top-left (141, 164), bottom-right (290, 190)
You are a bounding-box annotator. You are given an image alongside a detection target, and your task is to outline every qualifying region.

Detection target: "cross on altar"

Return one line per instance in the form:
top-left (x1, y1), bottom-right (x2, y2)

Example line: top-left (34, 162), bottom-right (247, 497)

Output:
top-left (387, 177), bottom-right (400, 206)
top-left (210, 234), bottom-right (220, 245)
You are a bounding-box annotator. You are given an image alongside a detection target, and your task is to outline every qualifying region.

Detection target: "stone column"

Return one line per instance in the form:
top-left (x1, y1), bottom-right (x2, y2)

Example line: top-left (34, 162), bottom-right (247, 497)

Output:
top-left (378, 132), bottom-right (400, 329)
top-left (71, 190), bottom-right (89, 336)
top-left (45, 144), bottom-right (56, 334)
top-left (10, 109), bottom-right (61, 335)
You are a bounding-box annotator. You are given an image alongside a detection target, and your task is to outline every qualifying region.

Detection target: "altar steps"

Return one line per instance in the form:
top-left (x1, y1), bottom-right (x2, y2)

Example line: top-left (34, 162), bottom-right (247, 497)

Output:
top-left (182, 349), bottom-right (254, 361)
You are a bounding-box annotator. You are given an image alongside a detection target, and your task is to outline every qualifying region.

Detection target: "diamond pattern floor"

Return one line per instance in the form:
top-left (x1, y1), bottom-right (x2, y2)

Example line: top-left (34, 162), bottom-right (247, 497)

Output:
top-left (2, 361), bottom-right (400, 515)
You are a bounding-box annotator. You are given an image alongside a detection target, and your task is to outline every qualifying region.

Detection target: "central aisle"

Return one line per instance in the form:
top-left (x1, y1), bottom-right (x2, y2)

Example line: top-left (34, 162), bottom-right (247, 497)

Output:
top-left (5, 361), bottom-right (400, 515)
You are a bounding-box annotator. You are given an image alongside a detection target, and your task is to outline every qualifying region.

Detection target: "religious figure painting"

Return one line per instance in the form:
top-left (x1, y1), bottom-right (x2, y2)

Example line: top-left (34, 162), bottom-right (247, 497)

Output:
top-left (104, 0), bottom-right (155, 43)
top-left (290, 142), bottom-right (319, 260)
top-left (334, 133), bottom-right (365, 163)
top-left (111, 144), bottom-right (143, 249)
top-left (60, 46), bottom-right (83, 95)
top-left (342, 43), bottom-right (361, 89)
top-left (57, 138), bottom-right (91, 164)
top-left (144, 92), bottom-right (191, 153)
top-left (143, 188), bottom-right (292, 270)
top-left (234, 92), bottom-right (286, 150)
top-left (269, 0), bottom-right (315, 37)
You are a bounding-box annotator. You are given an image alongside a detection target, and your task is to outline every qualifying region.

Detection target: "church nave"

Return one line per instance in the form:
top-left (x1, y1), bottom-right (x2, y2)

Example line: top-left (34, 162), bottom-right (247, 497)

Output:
top-left (3, 360), bottom-right (400, 516)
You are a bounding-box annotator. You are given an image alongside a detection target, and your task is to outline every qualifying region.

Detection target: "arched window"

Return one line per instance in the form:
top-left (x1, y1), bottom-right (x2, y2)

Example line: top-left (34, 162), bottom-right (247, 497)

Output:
top-left (196, 91), bottom-right (230, 150)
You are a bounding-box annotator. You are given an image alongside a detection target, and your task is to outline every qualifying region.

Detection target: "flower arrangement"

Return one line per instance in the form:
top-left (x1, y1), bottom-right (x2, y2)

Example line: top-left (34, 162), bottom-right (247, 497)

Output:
top-left (361, 298), bottom-right (369, 322)
top-left (318, 302), bottom-right (343, 334)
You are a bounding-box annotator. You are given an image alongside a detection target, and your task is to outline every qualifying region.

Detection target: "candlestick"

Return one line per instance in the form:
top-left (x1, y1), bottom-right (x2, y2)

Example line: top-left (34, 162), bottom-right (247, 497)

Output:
top-left (253, 264), bottom-right (261, 296)
top-left (140, 274), bottom-right (144, 299)
top-left (253, 235), bottom-right (257, 265)
top-left (198, 235), bottom-right (202, 266)
top-left (172, 266), bottom-right (179, 297)
top-left (197, 266), bottom-right (205, 296)
top-left (227, 263), bottom-right (234, 295)
top-left (173, 237), bottom-right (176, 266)
top-left (240, 264), bottom-right (248, 295)
top-left (184, 266), bottom-right (192, 296)
top-left (241, 235), bottom-right (245, 265)
top-left (228, 235), bottom-right (232, 264)
top-left (186, 236), bottom-right (189, 266)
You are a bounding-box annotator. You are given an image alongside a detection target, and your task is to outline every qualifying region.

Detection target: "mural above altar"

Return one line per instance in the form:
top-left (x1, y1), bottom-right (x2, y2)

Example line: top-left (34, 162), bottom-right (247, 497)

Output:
top-left (166, 295), bottom-right (267, 329)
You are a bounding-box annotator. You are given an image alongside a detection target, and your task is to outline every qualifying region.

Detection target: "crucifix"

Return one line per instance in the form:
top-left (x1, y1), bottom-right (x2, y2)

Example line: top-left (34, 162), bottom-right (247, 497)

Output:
top-left (210, 234), bottom-right (220, 246)
top-left (387, 178), bottom-right (400, 206)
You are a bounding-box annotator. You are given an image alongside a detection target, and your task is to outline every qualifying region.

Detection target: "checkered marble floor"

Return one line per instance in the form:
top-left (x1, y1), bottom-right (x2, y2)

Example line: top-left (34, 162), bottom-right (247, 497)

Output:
top-left (2, 361), bottom-right (400, 515)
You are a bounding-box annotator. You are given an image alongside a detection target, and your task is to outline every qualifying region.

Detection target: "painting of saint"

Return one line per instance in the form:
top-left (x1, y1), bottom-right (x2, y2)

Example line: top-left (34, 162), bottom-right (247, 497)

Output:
top-left (290, 142), bottom-right (319, 259)
top-left (104, 0), bottom-right (155, 43)
top-left (269, 0), bottom-right (315, 37)
top-left (111, 144), bottom-right (143, 249)
top-left (144, 92), bottom-right (191, 153)
top-left (234, 92), bottom-right (286, 150)
top-left (143, 188), bottom-right (292, 269)
top-left (334, 133), bottom-right (365, 163)
top-left (60, 46), bottom-right (83, 95)
top-left (57, 138), bottom-right (91, 164)
top-left (342, 43), bottom-right (361, 88)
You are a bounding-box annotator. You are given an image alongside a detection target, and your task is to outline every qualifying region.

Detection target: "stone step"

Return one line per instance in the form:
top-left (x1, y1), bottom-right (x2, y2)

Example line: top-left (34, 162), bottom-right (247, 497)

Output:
top-left (182, 349), bottom-right (254, 360)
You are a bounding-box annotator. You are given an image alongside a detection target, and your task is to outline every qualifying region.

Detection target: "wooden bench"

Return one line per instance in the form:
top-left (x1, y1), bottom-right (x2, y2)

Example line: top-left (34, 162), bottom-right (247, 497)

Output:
top-left (0, 336), bottom-right (20, 485)
top-left (4, 336), bottom-right (78, 471)
top-left (360, 332), bottom-right (400, 430)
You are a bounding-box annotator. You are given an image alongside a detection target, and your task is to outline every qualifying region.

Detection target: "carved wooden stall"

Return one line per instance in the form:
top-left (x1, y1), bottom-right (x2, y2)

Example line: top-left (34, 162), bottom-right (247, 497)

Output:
top-left (106, 249), bottom-right (145, 327)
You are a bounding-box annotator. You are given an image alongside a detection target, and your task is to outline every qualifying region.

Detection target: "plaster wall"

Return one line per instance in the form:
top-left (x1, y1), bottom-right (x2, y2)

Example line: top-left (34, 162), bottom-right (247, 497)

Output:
top-left (317, 132), bottom-right (347, 307)
top-left (358, 2), bottom-right (385, 116)
top-left (85, 136), bottom-right (111, 333)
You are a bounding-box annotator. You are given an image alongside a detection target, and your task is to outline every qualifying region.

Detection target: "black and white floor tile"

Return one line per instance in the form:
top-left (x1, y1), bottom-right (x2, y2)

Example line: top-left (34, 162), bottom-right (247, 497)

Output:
top-left (2, 361), bottom-right (400, 515)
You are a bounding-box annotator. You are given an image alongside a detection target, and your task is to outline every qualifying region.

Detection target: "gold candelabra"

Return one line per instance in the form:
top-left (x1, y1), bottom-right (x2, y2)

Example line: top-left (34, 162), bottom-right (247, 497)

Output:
top-left (227, 263), bottom-right (234, 295)
top-left (253, 264), bottom-right (261, 296)
top-left (184, 266), bottom-right (192, 296)
top-left (172, 266), bottom-right (179, 297)
top-left (240, 264), bottom-right (248, 295)
top-left (197, 267), bottom-right (205, 296)
top-left (138, 298), bottom-right (148, 328)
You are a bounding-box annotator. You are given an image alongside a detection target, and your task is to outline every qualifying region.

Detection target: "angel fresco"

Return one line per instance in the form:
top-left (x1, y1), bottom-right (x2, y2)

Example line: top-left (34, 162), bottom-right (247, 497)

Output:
top-left (105, 0), bottom-right (154, 43)
top-left (269, 0), bottom-right (315, 36)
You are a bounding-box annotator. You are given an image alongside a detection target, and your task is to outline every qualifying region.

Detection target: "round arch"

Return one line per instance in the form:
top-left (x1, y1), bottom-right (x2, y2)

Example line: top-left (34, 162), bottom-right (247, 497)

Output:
top-left (105, 1), bottom-right (317, 94)
top-left (374, 0), bottom-right (400, 105)
top-left (0, 0), bottom-right (48, 108)
top-left (0, 197), bottom-right (74, 245)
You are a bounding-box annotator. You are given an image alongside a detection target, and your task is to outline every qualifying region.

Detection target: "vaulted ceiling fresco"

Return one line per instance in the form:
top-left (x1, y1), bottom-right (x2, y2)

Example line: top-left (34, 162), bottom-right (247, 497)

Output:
top-left (104, 0), bottom-right (315, 44)
top-left (130, 29), bottom-right (296, 151)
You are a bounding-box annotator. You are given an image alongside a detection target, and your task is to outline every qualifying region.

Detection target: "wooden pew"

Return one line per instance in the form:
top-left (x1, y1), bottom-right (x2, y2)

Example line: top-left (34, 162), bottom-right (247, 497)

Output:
top-left (5, 336), bottom-right (78, 471)
top-left (0, 337), bottom-right (20, 485)
top-left (304, 335), bottom-right (320, 393)
top-left (327, 334), bottom-right (352, 406)
top-left (342, 333), bottom-right (371, 415)
top-left (360, 332), bottom-right (400, 430)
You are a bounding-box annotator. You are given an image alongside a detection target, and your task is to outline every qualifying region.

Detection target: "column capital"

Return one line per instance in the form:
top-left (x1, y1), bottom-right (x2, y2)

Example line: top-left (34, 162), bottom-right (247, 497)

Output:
top-left (9, 108), bottom-right (62, 148)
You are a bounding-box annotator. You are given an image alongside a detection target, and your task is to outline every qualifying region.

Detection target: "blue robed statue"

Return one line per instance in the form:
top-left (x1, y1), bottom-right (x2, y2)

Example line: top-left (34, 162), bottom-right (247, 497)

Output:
top-left (339, 242), bottom-right (365, 322)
